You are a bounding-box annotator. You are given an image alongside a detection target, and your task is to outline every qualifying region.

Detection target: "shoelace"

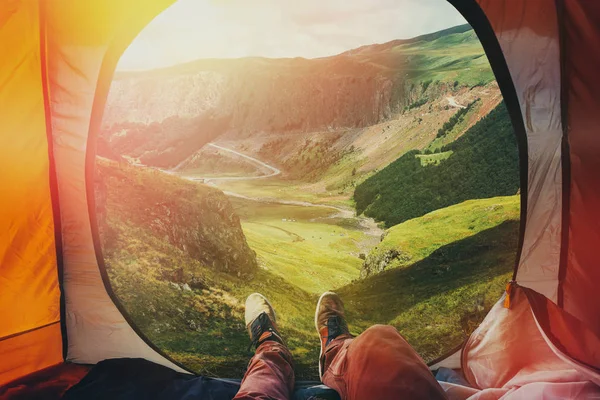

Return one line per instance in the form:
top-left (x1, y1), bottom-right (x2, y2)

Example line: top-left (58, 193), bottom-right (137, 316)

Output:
top-left (247, 312), bottom-right (281, 351)
top-left (324, 315), bottom-right (349, 346)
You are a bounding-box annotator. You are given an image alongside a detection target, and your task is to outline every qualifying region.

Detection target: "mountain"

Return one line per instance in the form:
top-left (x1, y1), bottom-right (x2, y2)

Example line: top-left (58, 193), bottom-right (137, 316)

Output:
top-left (100, 25), bottom-right (496, 171)
top-left (354, 103), bottom-right (519, 227)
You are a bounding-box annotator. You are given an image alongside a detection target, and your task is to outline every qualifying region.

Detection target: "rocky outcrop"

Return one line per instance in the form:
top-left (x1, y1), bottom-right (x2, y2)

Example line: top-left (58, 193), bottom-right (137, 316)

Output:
top-left (96, 159), bottom-right (257, 276)
top-left (360, 248), bottom-right (411, 278)
top-left (105, 71), bottom-right (226, 124)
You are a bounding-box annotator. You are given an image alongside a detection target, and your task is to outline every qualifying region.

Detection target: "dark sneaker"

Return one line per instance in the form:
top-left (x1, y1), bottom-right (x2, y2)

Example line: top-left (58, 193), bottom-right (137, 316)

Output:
top-left (315, 291), bottom-right (350, 378)
top-left (245, 293), bottom-right (283, 349)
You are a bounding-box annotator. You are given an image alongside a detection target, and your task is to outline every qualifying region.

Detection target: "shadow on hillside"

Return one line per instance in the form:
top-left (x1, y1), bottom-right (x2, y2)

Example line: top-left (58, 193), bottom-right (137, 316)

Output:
top-left (339, 220), bottom-right (519, 326)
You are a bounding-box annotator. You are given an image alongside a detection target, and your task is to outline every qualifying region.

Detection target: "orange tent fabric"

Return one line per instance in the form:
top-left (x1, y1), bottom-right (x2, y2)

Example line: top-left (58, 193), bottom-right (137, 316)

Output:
top-left (0, 0), bottom-right (61, 385)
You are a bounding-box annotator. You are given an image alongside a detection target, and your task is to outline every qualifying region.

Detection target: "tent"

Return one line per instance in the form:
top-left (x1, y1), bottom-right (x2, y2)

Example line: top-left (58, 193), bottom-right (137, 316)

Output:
top-left (1, 0), bottom-right (599, 398)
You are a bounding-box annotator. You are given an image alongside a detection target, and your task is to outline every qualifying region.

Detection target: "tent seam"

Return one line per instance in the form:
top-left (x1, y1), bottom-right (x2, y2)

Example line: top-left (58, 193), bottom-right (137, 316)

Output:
top-left (38, 0), bottom-right (68, 361)
top-left (0, 320), bottom-right (60, 343)
top-left (554, 0), bottom-right (571, 309)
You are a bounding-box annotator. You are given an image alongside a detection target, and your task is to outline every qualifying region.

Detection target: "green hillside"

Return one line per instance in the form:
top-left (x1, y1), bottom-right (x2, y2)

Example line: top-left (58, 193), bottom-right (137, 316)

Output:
top-left (345, 24), bottom-right (493, 88)
top-left (340, 195), bottom-right (520, 361)
top-left (354, 103), bottom-right (519, 227)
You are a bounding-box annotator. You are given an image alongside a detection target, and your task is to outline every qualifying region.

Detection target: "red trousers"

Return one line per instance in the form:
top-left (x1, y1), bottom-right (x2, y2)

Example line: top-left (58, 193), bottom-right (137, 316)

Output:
top-left (233, 325), bottom-right (447, 400)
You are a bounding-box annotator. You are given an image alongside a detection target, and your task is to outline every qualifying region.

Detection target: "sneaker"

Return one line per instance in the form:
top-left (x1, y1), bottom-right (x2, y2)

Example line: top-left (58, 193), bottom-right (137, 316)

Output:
top-left (315, 291), bottom-right (350, 378)
top-left (245, 293), bottom-right (283, 349)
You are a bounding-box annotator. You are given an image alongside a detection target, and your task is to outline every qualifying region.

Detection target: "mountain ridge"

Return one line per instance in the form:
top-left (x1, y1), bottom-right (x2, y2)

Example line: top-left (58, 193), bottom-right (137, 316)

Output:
top-left (114, 24), bottom-right (474, 77)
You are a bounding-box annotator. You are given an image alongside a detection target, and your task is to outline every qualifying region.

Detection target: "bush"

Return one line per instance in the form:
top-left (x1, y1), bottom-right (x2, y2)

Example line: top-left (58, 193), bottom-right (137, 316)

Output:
top-left (407, 98), bottom-right (428, 110)
top-left (422, 79), bottom-right (433, 92)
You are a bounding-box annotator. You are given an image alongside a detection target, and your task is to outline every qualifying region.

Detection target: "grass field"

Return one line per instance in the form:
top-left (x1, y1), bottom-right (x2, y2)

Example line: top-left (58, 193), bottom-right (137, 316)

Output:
top-left (242, 220), bottom-right (362, 292)
top-left (355, 103), bottom-right (519, 227)
top-left (366, 195), bottom-right (520, 270)
top-left (425, 99), bottom-right (485, 152)
top-left (230, 196), bottom-right (366, 294)
top-left (401, 29), bottom-right (495, 87)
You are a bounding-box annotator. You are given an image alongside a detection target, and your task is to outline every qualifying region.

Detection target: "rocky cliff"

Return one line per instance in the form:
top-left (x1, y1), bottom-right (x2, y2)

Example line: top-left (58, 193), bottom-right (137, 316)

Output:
top-left (96, 159), bottom-right (257, 276)
top-left (105, 56), bottom-right (406, 135)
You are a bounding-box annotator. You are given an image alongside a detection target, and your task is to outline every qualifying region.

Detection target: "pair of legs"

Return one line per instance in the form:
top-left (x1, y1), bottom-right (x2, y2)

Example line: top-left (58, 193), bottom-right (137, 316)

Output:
top-left (234, 292), bottom-right (447, 400)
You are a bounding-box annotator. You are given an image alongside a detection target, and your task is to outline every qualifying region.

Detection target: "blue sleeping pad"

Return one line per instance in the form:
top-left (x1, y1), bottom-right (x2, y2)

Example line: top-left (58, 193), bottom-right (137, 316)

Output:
top-left (63, 358), bottom-right (340, 400)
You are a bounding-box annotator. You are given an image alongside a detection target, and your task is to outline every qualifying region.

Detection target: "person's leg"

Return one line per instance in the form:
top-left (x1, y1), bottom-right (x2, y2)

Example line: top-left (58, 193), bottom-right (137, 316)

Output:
top-left (234, 340), bottom-right (294, 400)
top-left (315, 292), bottom-right (447, 400)
top-left (234, 293), bottom-right (295, 400)
top-left (319, 335), bottom-right (353, 398)
top-left (338, 325), bottom-right (447, 400)
top-left (314, 292), bottom-right (354, 399)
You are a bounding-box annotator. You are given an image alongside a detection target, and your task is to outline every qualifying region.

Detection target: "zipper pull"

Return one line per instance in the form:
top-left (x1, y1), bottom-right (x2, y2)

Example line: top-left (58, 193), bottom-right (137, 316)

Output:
top-left (503, 280), bottom-right (517, 309)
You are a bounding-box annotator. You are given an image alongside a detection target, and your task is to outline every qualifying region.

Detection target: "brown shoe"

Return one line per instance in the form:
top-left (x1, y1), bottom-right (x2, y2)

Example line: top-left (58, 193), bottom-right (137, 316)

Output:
top-left (245, 293), bottom-right (283, 349)
top-left (315, 291), bottom-right (350, 378)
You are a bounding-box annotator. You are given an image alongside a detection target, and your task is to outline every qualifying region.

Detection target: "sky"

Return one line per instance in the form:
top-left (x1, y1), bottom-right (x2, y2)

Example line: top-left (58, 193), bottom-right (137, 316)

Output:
top-left (117, 0), bottom-right (467, 71)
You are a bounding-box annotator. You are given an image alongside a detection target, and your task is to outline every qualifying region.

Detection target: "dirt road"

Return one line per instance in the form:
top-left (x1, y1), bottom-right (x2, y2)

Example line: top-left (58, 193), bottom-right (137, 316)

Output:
top-left (183, 143), bottom-right (281, 182)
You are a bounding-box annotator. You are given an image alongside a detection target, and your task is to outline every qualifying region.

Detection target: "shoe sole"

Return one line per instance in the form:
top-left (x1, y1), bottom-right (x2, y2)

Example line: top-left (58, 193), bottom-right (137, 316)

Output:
top-left (315, 291), bottom-right (336, 379)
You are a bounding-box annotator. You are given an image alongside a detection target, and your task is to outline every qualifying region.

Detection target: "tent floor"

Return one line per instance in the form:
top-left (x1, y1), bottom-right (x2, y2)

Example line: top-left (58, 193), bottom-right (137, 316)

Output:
top-left (0, 358), bottom-right (466, 400)
top-left (1, 358), bottom-right (341, 400)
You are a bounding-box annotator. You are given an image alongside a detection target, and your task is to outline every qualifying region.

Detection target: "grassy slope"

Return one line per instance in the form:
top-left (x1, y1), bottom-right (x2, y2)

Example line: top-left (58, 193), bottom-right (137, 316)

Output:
top-left (107, 222), bottom-right (321, 378)
top-left (101, 169), bottom-right (324, 379)
top-left (102, 165), bottom-right (370, 379)
top-left (339, 195), bottom-right (520, 361)
top-left (416, 150), bottom-right (453, 166)
top-left (349, 26), bottom-right (494, 87)
top-left (367, 195), bottom-right (519, 271)
top-left (400, 30), bottom-right (494, 86)
top-left (230, 196), bottom-right (364, 293)
top-left (242, 220), bottom-right (362, 293)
